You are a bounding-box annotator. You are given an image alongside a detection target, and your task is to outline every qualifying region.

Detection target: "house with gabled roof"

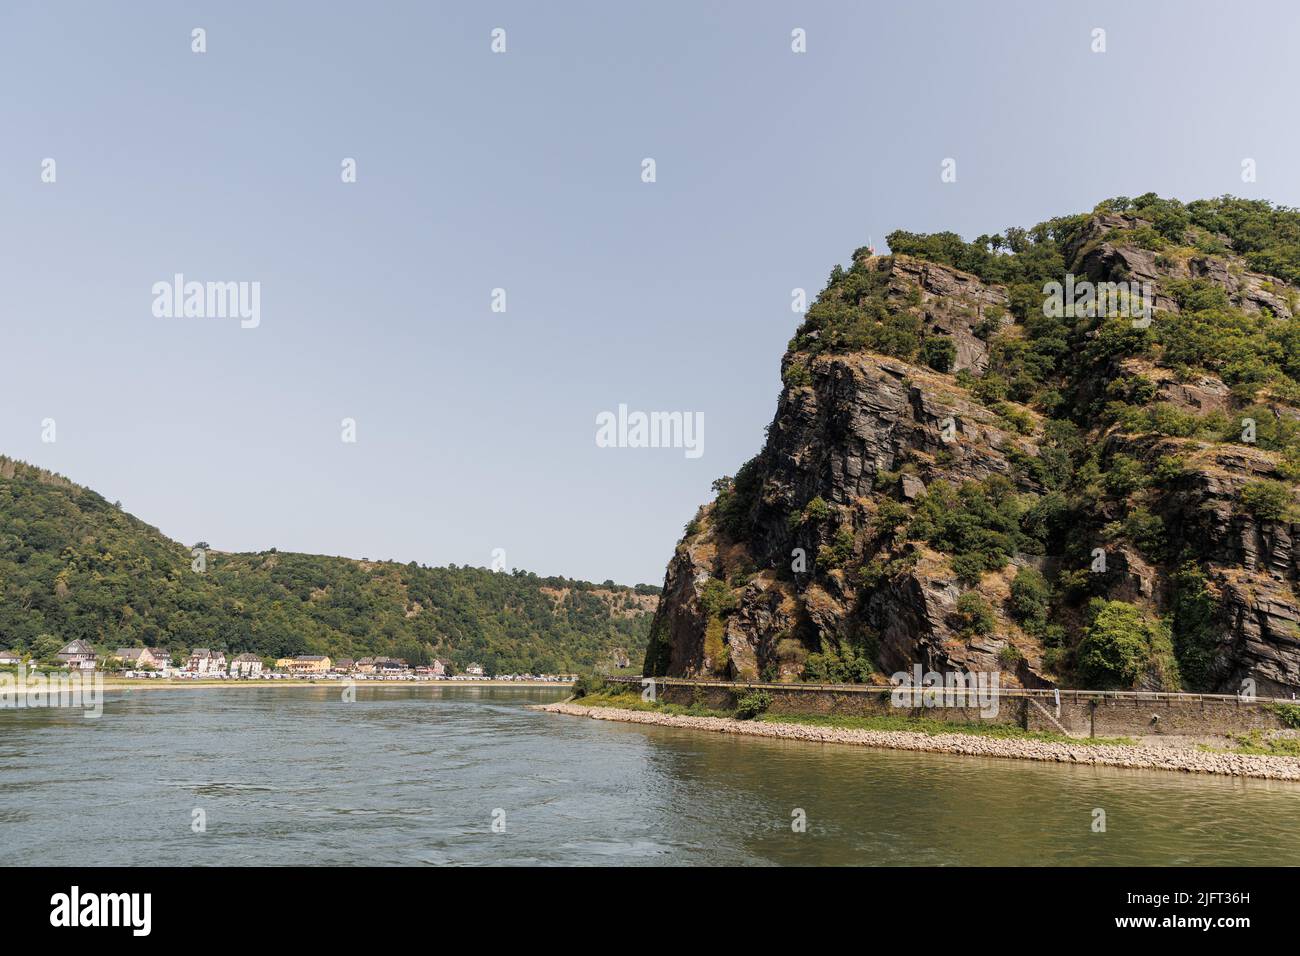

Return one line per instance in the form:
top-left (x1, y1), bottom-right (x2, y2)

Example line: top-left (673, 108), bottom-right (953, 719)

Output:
top-left (373, 657), bottom-right (407, 676)
top-left (57, 639), bottom-right (97, 670)
top-left (229, 653), bottom-right (263, 678)
top-left (186, 648), bottom-right (227, 675)
top-left (115, 647), bottom-right (167, 671)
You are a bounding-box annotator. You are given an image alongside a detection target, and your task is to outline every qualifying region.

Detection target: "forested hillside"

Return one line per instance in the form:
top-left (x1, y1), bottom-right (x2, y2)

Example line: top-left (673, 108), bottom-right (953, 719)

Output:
top-left (0, 457), bottom-right (657, 673)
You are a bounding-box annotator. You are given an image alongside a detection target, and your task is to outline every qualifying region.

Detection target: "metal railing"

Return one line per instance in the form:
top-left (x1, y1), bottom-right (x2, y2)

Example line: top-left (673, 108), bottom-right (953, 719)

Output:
top-left (609, 676), bottom-right (1295, 706)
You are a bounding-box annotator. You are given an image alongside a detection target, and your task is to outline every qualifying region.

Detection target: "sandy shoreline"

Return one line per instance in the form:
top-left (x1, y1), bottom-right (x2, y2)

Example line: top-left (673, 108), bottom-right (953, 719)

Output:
top-left (538, 702), bottom-right (1300, 781)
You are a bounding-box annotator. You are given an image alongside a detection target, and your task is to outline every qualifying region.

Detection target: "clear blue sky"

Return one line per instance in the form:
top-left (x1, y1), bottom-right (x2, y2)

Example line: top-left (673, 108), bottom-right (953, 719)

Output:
top-left (3, 0), bottom-right (1298, 585)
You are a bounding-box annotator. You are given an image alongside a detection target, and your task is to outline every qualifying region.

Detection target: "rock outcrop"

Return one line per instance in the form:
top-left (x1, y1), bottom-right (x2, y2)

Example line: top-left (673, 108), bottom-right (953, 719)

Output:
top-left (644, 207), bottom-right (1300, 695)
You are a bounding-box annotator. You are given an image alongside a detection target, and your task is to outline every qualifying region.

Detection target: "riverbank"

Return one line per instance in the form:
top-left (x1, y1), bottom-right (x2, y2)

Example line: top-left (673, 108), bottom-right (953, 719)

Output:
top-left (90, 678), bottom-right (572, 691)
top-left (539, 701), bottom-right (1300, 780)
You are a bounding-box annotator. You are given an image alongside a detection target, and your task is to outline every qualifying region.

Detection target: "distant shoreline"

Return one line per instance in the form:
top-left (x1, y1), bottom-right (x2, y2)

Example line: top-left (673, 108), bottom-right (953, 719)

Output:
top-left (538, 702), bottom-right (1300, 781)
top-left (91, 678), bottom-right (574, 691)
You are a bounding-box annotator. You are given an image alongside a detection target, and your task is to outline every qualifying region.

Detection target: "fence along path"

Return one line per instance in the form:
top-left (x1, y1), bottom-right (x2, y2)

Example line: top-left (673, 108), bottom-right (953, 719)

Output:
top-left (609, 676), bottom-right (1294, 706)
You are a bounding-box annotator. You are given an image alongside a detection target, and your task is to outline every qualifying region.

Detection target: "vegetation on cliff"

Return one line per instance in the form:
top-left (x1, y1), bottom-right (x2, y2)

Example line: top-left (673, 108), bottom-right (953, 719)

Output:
top-left (648, 194), bottom-right (1300, 694)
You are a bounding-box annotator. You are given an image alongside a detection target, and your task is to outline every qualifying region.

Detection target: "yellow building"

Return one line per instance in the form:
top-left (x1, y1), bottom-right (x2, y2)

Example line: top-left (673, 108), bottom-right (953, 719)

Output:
top-left (289, 655), bottom-right (332, 675)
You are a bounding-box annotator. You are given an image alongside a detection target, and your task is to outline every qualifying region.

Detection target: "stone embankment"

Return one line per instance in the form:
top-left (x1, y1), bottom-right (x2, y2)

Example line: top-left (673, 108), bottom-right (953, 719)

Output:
top-left (539, 702), bottom-right (1300, 781)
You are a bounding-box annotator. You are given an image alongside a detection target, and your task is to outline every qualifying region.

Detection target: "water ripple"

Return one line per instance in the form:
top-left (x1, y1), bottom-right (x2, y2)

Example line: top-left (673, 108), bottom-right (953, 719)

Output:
top-left (3, 686), bottom-right (1299, 865)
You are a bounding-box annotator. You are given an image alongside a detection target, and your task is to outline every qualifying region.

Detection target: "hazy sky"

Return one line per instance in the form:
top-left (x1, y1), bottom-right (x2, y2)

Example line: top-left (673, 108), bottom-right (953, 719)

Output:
top-left (3, 0), bottom-right (1298, 586)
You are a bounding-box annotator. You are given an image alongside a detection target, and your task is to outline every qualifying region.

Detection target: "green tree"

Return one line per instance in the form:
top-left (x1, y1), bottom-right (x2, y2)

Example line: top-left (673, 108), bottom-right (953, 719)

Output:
top-left (954, 592), bottom-right (995, 637)
top-left (1239, 480), bottom-right (1294, 522)
top-left (921, 337), bottom-right (957, 373)
top-left (1076, 600), bottom-right (1179, 689)
top-left (32, 634), bottom-right (63, 664)
top-left (1008, 566), bottom-right (1050, 634)
top-left (1170, 564), bottom-right (1218, 691)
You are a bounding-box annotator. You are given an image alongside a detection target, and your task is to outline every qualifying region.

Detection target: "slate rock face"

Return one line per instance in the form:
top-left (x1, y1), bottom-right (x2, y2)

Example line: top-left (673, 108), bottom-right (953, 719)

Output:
top-left (884, 254), bottom-right (1010, 373)
top-left (644, 215), bottom-right (1300, 694)
top-left (1110, 434), bottom-right (1300, 695)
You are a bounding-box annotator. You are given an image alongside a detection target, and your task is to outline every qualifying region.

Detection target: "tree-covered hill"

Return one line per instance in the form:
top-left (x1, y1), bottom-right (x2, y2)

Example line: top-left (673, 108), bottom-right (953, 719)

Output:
top-left (0, 456), bottom-right (658, 673)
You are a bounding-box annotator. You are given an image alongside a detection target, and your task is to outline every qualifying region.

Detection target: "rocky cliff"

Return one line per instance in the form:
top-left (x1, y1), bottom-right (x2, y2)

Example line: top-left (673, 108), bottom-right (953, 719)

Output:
top-left (644, 196), bottom-right (1300, 695)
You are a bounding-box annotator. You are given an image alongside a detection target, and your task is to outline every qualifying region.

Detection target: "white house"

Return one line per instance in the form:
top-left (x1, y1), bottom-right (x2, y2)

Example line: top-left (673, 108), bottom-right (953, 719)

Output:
top-left (373, 657), bottom-right (406, 676)
top-left (186, 648), bottom-right (227, 675)
top-left (229, 653), bottom-right (263, 678)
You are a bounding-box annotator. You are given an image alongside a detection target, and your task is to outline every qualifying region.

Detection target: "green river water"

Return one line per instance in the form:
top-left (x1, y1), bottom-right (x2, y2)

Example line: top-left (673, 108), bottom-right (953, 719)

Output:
top-left (1, 685), bottom-right (1296, 865)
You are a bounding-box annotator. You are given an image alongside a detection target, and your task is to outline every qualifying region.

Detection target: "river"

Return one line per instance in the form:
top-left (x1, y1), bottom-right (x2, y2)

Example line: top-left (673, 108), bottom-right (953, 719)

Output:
top-left (2, 685), bottom-right (1296, 865)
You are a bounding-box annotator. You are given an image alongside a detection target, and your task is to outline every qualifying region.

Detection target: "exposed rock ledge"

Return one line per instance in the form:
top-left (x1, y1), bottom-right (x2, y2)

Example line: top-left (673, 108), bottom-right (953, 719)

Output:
top-left (537, 703), bottom-right (1300, 781)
